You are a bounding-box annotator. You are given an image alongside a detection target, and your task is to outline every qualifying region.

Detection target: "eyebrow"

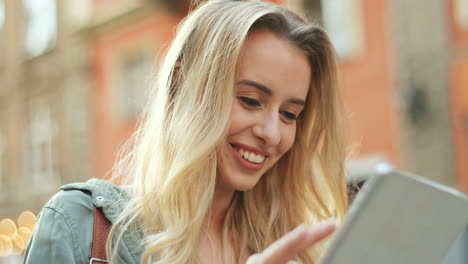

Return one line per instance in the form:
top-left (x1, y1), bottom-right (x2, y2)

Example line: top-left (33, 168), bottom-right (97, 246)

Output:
top-left (236, 79), bottom-right (306, 106)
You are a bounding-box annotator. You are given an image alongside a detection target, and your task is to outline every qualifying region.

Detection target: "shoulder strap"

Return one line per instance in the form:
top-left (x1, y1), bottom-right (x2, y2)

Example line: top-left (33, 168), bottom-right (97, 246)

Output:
top-left (90, 206), bottom-right (111, 264)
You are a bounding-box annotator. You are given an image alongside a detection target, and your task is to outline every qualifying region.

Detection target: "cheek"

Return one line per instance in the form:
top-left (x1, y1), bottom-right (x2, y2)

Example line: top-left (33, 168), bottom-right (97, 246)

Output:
top-left (268, 125), bottom-right (296, 168)
top-left (279, 125), bottom-right (297, 155)
top-left (228, 103), bottom-right (249, 135)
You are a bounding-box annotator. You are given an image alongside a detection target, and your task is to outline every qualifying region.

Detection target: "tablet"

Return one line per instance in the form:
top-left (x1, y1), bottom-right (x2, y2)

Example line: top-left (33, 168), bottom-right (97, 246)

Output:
top-left (318, 169), bottom-right (468, 264)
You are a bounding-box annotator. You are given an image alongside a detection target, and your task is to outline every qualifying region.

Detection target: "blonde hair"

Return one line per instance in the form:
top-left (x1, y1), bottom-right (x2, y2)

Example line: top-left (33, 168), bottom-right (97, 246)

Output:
top-left (108, 0), bottom-right (348, 263)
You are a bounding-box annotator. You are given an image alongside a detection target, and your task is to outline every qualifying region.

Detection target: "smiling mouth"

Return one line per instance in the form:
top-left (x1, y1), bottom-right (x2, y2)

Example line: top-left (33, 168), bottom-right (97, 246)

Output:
top-left (230, 144), bottom-right (266, 164)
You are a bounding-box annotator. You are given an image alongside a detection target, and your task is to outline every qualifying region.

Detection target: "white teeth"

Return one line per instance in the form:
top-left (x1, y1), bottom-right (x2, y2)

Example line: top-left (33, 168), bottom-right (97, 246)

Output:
top-left (237, 148), bottom-right (265, 164)
top-left (248, 152), bottom-right (256, 162)
top-left (255, 154), bottom-right (265, 163)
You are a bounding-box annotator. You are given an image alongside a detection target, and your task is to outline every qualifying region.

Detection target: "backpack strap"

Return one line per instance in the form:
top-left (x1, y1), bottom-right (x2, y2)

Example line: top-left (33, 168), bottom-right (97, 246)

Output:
top-left (89, 207), bottom-right (111, 264)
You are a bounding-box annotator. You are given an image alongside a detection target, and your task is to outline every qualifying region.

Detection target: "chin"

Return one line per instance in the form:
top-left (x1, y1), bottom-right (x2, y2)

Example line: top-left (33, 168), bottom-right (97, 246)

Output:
top-left (221, 171), bottom-right (263, 192)
top-left (234, 182), bottom-right (258, 192)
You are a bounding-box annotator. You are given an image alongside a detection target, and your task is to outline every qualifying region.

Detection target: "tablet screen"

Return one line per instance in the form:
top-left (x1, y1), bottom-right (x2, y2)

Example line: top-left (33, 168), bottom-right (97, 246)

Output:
top-left (319, 170), bottom-right (468, 264)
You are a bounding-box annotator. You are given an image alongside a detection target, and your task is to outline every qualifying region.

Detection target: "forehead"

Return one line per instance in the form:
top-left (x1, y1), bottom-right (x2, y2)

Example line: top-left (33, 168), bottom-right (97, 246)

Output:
top-left (235, 29), bottom-right (311, 100)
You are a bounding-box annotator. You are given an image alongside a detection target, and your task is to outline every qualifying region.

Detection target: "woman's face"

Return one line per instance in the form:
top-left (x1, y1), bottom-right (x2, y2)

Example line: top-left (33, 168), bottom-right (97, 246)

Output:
top-left (217, 29), bottom-right (311, 192)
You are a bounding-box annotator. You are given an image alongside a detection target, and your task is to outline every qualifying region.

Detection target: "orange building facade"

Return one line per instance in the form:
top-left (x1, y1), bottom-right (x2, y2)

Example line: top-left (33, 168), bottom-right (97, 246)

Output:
top-left (339, 0), bottom-right (401, 166)
top-left (89, 1), bottom-right (184, 178)
top-left (448, 0), bottom-right (468, 192)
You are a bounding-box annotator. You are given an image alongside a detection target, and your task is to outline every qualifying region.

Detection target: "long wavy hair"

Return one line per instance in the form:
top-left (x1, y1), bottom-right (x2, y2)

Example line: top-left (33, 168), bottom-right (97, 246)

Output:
top-left (108, 0), bottom-right (348, 263)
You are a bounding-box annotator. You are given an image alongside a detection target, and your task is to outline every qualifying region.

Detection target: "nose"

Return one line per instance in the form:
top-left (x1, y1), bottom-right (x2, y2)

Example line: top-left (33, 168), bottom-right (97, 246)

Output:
top-left (252, 111), bottom-right (281, 147)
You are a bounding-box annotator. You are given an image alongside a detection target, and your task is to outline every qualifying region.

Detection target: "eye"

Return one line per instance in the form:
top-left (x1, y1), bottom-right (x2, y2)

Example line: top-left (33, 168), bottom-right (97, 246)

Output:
top-left (280, 110), bottom-right (298, 121)
top-left (238, 96), bottom-right (261, 107)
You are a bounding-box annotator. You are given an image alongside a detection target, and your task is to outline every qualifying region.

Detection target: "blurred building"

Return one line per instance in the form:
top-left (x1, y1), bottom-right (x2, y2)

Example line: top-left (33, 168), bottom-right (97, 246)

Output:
top-left (87, 0), bottom-right (186, 180)
top-left (0, 1), bottom-right (467, 256)
top-left (448, 0), bottom-right (468, 192)
top-left (317, 0), bottom-right (404, 179)
top-left (0, 0), bottom-right (92, 220)
top-left (390, 0), bottom-right (455, 188)
top-left (298, 0), bottom-right (468, 192)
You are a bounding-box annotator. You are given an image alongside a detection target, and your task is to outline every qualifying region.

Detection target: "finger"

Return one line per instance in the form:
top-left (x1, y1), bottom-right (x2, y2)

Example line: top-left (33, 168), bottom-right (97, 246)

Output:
top-left (258, 218), bottom-right (336, 264)
top-left (294, 218), bottom-right (337, 252)
top-left (245, 253), bottom-right (261, 264)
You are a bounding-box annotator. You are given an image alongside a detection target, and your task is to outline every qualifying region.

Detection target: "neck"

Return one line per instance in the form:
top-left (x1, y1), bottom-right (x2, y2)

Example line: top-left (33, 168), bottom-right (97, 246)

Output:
top-left (199, 184), bottom-right (235, 263)
top-left (207, 183), bottom-right (235, 235)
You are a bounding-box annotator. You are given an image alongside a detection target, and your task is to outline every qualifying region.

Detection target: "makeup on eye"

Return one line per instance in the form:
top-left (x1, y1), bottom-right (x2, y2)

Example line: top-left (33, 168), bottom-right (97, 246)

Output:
top-left (235, 79), bottom-right (307, 107)
top-left (238, 96), bottom-right (261, 107)
top-left (237, 95), bottom-right (301, 122)
top-left (280, 110), bottom-right (298, 121)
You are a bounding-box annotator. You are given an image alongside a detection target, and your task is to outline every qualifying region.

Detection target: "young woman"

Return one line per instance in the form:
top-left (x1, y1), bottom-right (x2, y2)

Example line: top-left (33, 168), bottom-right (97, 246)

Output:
top-left (23, 0), bottom-right (348, 263)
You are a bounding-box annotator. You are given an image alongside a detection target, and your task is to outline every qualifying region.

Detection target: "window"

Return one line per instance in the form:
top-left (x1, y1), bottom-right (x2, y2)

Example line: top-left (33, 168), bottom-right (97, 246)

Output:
top-left (321, 0), bottom-right (364, 60)
top-left (64, 0), bottom-right (92, 29)
top-left (0, 0), bottom-right (5, 49)
top-left (115, 48), bottom-right (154, 121)
top-left (454, 0), bottom-right (468, 29)
top-left (23, 0), bottom-right (57, 57)
top-left (25, 102), bottom-right (58, 191)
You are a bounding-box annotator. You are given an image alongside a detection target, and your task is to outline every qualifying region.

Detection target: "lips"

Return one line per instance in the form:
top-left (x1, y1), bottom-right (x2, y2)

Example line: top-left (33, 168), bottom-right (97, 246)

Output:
top-left (230, 142), bottom-right (270, 171)
top-left (238, 148), bottom-right (265, 163)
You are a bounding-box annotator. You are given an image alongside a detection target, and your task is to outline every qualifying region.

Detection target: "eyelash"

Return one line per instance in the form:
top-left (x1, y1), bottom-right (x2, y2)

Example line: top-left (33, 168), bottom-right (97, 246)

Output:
top-left (237, 97), bottom-right (298, 121)
top-left (238, 96), bottom-right (260, 107)
top-left (281, 111), bottom-right (298, 121)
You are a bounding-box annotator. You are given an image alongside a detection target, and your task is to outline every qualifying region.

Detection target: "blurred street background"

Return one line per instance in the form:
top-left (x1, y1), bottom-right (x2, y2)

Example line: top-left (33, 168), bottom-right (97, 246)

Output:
top-left (0, 0), bottom-right (467, 262)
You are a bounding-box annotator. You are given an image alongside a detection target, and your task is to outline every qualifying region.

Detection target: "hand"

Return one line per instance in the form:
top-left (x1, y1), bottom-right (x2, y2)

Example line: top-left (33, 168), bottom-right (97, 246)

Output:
top-left (245, 218), bottom-right (336, 264)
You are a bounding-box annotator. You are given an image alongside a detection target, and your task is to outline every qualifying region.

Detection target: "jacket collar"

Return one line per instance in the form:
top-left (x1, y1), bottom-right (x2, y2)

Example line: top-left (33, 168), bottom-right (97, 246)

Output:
top-left (61, 178), bottom-right (143, 263)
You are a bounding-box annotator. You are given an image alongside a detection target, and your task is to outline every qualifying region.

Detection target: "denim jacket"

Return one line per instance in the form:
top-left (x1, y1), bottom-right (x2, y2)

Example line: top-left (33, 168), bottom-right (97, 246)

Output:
top-left (23, 178), bottom-right (144, 264)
